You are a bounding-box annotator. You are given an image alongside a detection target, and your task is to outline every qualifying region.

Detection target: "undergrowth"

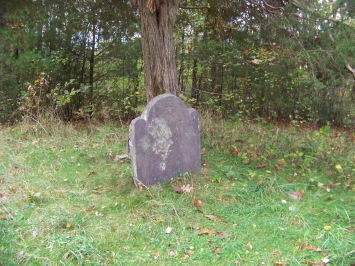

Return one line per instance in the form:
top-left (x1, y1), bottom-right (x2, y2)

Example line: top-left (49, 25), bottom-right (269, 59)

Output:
top-left (0, 115), bottom-right (354, 265)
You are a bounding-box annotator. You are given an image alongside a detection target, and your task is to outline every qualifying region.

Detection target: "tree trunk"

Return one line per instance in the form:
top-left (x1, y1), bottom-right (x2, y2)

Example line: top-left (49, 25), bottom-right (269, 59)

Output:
top-left (134, 0), bottom-right (180, 102)
top-left (191, 58), bottom-right (199, 101)
top-left (89, 19), bottom-right (97, 103)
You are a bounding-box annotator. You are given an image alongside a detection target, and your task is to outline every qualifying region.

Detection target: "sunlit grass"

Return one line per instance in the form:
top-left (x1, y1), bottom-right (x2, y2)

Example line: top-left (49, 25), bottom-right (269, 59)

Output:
top-left (0, 117), bottom-right (354, 265)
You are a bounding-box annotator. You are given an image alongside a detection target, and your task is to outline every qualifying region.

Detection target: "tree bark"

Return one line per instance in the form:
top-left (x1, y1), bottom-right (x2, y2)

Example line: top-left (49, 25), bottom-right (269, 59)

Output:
top-left (133, 0), bottom-right (180, 102)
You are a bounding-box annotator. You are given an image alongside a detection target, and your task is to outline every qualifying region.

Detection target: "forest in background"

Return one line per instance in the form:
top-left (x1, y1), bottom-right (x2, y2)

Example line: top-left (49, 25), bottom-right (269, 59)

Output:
top-left (0, 0), bottom-right (354, 126)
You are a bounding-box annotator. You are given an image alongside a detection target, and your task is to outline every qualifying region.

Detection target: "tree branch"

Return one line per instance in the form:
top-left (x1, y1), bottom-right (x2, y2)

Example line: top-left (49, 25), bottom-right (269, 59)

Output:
top-left (290, 0), bottom-right (355, 29)
top-left (179, 5), bottom-right (209, 10)
top-left (262, 0), bottom-right (284, 10)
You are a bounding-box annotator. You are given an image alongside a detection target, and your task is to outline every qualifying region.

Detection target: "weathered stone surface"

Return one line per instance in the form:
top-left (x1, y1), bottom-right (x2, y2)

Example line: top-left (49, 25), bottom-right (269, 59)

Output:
top-left (128, 93), bottom-right (201, 186)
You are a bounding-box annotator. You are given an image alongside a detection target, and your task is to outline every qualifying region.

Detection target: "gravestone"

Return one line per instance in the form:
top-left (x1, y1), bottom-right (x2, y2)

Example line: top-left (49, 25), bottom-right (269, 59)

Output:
top-left (128, 93), bottom-right (201, 187)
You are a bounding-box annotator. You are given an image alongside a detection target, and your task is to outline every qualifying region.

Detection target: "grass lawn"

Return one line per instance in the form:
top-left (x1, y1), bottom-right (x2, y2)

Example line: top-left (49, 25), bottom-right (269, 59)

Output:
top-left (0, 116), bottom-right (354, 265)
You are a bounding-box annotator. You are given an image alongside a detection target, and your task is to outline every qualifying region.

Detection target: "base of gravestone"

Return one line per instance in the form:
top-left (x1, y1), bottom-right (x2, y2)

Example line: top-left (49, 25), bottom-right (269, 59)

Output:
top-left (128, 93), bottom-right (201, 187)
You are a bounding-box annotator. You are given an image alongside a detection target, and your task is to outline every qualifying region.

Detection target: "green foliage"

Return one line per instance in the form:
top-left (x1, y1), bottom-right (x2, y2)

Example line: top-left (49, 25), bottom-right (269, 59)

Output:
top-left (0, 0), bottom-right (354, 125)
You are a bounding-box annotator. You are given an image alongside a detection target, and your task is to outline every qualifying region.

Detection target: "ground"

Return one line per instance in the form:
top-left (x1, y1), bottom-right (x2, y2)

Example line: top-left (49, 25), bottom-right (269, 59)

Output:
top-left (0, 115), bottom-right (354, 265)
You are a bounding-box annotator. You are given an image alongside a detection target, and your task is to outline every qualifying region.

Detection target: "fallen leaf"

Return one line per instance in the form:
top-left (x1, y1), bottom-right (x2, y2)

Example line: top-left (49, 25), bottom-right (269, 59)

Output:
top-left (273, 262), bottom-right (285, 266)
top-left (206, 214), bottom-right (218, 221)
top-left (289, 206), bottom-right (296, 211)
top-left (303, 261), bottom-right (326, 266)
top-left (184, 250), bottom-right (194, 258)
top-left (167, 249), bottom-right (175, 256)
top-left (173, 186), bottom-right (183, 193)
top-left (211, 246), bottom-right (221, 255)
top-left (335, 164), bottom-right (342, 171)
top-left (32, 138), bottom-right (40, 145)
top-left (323, 225), bottom-right (331, 231)
top-left (299, 244), bottom-right (327, 254)
top-left (165, 226), bottom-right (173, 234)
top-left (246, 241), bottom-right (253, 249)
top-left (86, 205), bottom-right (96, 211)
top-left (114, 154), bottom-right (129, 162)
top-left (230, 146), bottom-right (239, 156)
top-left (173, 184), bottom-right (193, 193)
top-left (182, 184), bottom-right (193, 192)
top-left (88, 171), bottom-right (97, 176)
top-left (322, 258), bottom-right (330, 264)
top-left (93, 185), bottom-right (103, 191)
top-left (193, 199), bottom-right (203, 207)
top-left (217, 231), bottom-right (230, 238)
top-left (197, 228), bottom-right (215, 236)
top-left (255, 162), bottom-right (269, 169)
top-left (66, 222), bottom-right (71, 228)
top-left (289, 190), bottom-right (304, 201)
top-left (243, 158), bottom-right (250, 164)
top-left (150, 252), bottom-right (160, 258)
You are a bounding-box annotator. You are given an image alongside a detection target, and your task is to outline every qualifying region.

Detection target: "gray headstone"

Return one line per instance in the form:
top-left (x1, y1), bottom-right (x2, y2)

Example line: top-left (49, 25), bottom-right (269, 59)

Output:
top-left (128, 93), bottom-right (201, 187)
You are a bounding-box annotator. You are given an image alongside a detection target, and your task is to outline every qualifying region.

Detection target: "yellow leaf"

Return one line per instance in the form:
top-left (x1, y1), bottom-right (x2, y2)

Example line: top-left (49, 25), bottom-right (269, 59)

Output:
top-left (324, 225), bottom-right (331, 231)
top-left (335, 164), bottom-right (342, 170)
top-left (66, 223), bottom-right (71, 228)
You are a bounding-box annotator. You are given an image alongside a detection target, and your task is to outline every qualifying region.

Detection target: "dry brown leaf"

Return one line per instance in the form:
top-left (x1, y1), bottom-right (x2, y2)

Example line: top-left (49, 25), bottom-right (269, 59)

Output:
top-left (206, 214), bottom-right (218, 221)
top-left (173, 184), bottom-right (193, 193)
top-left (88, 171), bottom-right (97, 176)
top-left (274, 262), bottom-right (289, 266)
top-left (289, 190), bottom-right (304, 201)
top-left (299, 244), bottom-right (327, 254)
top-left (255, 162), bottom-right (269, 169)
top-left (217, 231), bottom-right (230, 238)
top-left (193, 199), bottom-right (203, 207)
top-left (197, 228), bottom-right (216, 236)
top-left (211, 246), bottom-right (221, 255)
top-left (230, 146), bottom-right (239, 156)
top-left (86, 205), bottom-right (96, 211)
top-left (242, 158), bottom-right (250, 164)
top-left (182, 184), bottom-right (193, 192)
top-left (150, 252), bottom-right (160, 258)
top-left (302, 261), bottom-right (326, 266)
top-left (246, 241), bottom-right (253, 249)
top-left (173, 186), bottom-right (183, 193)
top-left (93, 185), bottom-right (103, 191)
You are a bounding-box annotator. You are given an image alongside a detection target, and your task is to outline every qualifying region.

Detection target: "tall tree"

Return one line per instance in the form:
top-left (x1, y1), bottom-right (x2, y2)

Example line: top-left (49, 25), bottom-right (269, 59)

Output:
top-left (130, 0), bottom-right (180, 102)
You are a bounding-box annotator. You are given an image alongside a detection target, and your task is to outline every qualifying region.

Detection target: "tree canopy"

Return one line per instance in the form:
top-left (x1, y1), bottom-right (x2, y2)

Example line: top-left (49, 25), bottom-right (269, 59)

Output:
top-left (0, 0), bottom-right (354, 125)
